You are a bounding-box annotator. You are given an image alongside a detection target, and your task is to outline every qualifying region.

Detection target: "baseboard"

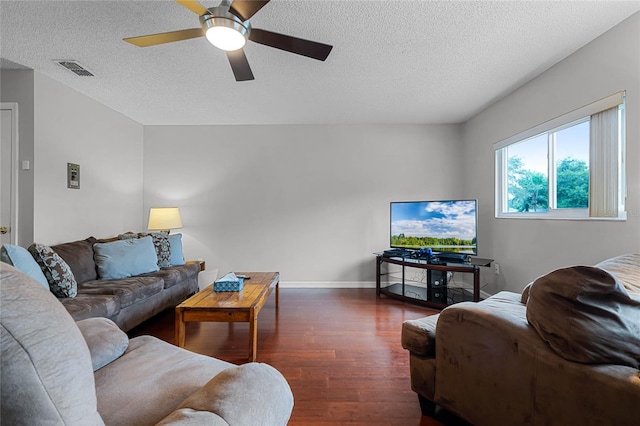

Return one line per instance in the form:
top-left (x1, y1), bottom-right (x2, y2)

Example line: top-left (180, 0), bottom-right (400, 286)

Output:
top-left (280, 280), bottom-right (493, 299)
top-left (280, 281), bottom-right (377, 289)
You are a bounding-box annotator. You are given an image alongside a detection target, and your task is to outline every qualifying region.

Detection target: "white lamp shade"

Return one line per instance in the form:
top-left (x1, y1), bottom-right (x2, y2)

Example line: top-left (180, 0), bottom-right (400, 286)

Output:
top-left (148, 207), bottom-right (183, 231)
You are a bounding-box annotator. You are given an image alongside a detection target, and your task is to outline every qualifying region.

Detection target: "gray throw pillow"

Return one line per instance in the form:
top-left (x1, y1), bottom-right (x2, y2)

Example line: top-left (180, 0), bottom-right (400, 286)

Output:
top-left (76, 318), bottom-right (129, 371)
top-left (28, 243), bottom-right (78, 298)
top-left (141, 232), bottom-right (171, 268)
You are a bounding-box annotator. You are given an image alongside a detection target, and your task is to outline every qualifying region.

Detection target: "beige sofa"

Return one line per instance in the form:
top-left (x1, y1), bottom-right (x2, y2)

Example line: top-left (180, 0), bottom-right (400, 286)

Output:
top-left (402, 253), bottom-right (640, 425)
top-left (1, 263), bottom-right (294, 425)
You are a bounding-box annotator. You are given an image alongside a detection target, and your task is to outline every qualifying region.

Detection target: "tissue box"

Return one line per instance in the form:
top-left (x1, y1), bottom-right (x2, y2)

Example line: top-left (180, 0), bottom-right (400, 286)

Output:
top-left (214, 273), bottom-right (244, 292)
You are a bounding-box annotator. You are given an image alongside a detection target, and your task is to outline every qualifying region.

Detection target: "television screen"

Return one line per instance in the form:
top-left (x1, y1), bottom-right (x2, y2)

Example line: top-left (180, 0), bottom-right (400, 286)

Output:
top-left (390, 200), bottom-right (477, 254)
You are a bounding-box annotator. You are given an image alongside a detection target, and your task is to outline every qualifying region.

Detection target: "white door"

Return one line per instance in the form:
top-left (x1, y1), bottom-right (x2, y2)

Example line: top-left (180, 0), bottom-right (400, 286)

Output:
top-left (0, 103), bottom-right (18, 245)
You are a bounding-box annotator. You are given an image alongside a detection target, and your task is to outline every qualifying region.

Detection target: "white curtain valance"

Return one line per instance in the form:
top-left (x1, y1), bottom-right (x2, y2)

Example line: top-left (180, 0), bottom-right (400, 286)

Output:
top-left (494, 91), bottom-right (624, 150)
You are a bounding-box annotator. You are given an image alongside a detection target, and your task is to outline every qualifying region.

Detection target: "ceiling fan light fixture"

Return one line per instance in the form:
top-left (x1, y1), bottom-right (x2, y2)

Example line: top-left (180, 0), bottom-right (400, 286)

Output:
top-left (202, 16), bottom-right (248, 51)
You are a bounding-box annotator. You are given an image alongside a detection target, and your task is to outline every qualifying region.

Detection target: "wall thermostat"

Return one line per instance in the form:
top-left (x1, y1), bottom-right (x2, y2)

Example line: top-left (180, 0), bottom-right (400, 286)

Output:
top-left (67, 163), bottom-right (80, 189)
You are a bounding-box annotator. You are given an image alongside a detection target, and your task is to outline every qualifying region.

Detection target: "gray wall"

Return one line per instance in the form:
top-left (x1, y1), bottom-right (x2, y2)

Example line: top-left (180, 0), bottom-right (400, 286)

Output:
top-left (31, 73), bottom-right (145, 244)
top-left (143, 124), bottom-right (463, 286)
top-left (2, 71), bottom-right (145, 245)
top-left (1, 70), bottom-right (35, 246)
top-left (462, 12), bottom-right (640, 293)
top-left (4, 13), bottom-right (638, 293)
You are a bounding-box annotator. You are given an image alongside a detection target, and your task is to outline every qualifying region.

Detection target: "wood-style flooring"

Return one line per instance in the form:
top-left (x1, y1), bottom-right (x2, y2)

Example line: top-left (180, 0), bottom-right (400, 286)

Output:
top-left (129, 288), bottom-right (469, 426)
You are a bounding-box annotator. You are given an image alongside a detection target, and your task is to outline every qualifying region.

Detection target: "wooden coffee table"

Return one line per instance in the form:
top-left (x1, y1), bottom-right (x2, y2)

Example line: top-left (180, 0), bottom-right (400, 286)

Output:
top-left (175, 272), bottom-right (279, 361)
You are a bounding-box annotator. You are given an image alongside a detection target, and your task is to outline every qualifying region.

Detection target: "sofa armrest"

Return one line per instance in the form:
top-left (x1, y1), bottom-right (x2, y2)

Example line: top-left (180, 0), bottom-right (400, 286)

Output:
top-left (76, 317), bottom-right (128, 371)
top-left (156, 409), bottom-right (228, 425)
top-left (433, 291), bottom-right (640, 425)
top-left (402, 314), bottom-right (439, 357)
top-left (158, 363), bottom-right (293, 426)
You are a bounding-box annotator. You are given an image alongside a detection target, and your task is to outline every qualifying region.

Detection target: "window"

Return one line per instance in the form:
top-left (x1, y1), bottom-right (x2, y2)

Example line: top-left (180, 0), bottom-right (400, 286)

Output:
top-left (495, 92), bottom-right (626, 220)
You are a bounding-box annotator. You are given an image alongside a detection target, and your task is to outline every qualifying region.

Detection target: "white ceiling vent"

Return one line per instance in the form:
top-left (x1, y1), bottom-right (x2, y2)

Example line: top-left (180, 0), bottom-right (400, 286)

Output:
top-left (55, 60), bottom-right (95, 77)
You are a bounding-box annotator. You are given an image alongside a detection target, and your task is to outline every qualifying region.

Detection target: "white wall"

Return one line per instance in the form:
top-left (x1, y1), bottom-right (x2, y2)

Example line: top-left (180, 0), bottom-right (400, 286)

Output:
top-left (144, 124), bottom-right (462, 287)
top-left (462, 12), bottom-right (640, 293)
top-left (32, 73), bottom-right (144, 244)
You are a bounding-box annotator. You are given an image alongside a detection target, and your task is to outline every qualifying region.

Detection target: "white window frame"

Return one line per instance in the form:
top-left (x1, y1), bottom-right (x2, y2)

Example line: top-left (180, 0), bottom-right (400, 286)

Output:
top-left (495, 91), bottom-right (626, 221)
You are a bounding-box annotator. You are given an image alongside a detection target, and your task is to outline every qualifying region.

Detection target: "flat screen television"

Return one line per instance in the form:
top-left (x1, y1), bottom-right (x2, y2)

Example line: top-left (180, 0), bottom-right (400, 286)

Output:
top-left (390, 199), bottom-right (478, 254)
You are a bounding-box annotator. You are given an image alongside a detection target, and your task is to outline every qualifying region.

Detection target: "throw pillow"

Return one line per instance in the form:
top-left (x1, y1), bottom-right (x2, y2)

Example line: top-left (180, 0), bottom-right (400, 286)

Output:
top-left (94, 236), bottom-right (159, 279)
top-left (526, 265), bottom-right (640, 369)
top-left (76, 317), bottom-right (129, 371)
top-left (27, 243), bottom-right (78, 298)
top-left (1, 244), bottom-right (50, 289)
top-left (117, 232), bottom-right (138, 240)
top-left (168, 233), bottom-right (185, 266)
top-left (118, 232), bottom-right (171, 268)
top-left (140, 232), bottom-right (172, 268)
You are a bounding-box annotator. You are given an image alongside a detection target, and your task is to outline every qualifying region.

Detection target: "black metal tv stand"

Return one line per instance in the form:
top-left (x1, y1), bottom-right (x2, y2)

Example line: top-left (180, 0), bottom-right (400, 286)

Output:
top-left (375, 254), bottom-right (492, 308)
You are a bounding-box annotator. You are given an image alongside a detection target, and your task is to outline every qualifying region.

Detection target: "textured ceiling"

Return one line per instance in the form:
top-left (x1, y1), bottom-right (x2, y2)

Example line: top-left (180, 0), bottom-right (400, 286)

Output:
top-left (1, 1), bottom-right (639, 125)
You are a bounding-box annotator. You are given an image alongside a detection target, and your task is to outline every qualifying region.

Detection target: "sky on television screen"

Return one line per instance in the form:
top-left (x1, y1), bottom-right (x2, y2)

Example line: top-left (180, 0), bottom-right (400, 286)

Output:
top-left (391, 201), bottom-right (476, 240)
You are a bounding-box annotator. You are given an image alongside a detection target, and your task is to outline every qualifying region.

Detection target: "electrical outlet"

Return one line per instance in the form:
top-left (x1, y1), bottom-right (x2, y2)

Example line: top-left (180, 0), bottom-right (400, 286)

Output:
top-left (494, 263), bottom-right (500, 275)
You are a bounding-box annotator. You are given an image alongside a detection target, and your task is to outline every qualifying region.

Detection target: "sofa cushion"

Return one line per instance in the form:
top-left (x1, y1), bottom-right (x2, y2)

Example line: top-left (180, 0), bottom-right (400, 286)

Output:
top-left (0, 263), bottom-right (104, 425)
top-left (79, 277), bottom-right (165, 308)
top-left (28, 242), bottom-right (78, 298)
top-left (142, 263), bottom-right (199, 289)
top-left (595, 253), bottom-right (640, 295)
top-left (94, 335), bottom-right (234, 425)
top-left (52, 237), bottom-right (98, 284)
top-left (1, 244), bottom-right (49, 289)
top-left (402, 314), bottom-right (439, 357)
top-left (60, 293), bottom-right (121, 321)
top-left (526, 265), bottom-right (640, 368)
top-left (520, 281), bottom-right (533, 304)
top-left (94, 236), bottom-right (159, 279)
top-left (77, 318), bottom-right (129, 371)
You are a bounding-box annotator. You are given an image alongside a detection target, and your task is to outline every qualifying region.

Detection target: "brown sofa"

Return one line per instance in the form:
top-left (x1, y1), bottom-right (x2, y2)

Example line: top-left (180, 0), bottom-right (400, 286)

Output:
top-left (1, 236), bottom-right (200, 331)
top-left (402, 253), bottom-right (640, 425)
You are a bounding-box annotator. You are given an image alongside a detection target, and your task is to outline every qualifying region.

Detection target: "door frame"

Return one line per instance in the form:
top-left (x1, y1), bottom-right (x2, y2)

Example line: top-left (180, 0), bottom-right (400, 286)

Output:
top-left (1, 102), bottom-right (19, 244)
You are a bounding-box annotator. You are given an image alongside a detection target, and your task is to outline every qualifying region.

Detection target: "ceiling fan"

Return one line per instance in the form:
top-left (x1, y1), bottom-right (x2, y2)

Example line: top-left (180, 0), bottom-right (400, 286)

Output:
top-left (123, 0), bottom-right (333, 81)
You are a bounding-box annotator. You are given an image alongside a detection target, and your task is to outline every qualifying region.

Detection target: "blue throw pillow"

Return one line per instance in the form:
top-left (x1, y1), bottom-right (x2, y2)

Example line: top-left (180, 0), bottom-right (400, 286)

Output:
top-left (1, 244), bottom-right (50, 289)
top-left (94, 236), bottom-right (159, 279)
top-left (168, 233), bottom-right (185, 266)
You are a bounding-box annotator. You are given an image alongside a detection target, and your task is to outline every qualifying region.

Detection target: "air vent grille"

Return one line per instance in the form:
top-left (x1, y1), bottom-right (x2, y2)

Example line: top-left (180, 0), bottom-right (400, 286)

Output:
top-left (55, 60), bottom-right (95, 77)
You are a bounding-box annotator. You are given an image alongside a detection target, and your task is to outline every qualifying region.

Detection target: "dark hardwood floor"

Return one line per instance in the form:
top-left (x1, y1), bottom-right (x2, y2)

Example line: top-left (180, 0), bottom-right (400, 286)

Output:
top-left (129, 288), bottom-right (469, 425)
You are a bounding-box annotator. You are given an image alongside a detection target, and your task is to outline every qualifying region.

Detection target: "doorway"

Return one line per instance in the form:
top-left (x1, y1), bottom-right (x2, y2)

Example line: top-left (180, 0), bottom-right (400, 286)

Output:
top-left (1, 102), bottom-right (19, 245)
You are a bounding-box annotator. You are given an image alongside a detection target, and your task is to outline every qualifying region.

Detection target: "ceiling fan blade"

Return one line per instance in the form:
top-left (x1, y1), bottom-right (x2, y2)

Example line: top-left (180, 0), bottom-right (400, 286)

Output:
top-left (249, 28), bottom-right (332, 61)
top-left (229, 0), bottom-right (270, 21)
top-left (226, 49), bottom-right (255, 81)
top-left (124, 28), bottom-right (204, 47)
top-left (175, 0), bottom-right (209, 16)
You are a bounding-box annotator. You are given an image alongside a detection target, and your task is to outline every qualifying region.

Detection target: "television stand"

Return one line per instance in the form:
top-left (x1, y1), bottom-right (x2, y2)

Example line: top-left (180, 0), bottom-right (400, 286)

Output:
top-left (375, 254), bottom-right (490, 308)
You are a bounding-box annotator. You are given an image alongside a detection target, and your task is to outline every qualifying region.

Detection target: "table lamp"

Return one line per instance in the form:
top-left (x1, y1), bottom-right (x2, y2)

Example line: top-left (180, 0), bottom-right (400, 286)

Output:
top-left (147, 207), bottom-right (183, 233)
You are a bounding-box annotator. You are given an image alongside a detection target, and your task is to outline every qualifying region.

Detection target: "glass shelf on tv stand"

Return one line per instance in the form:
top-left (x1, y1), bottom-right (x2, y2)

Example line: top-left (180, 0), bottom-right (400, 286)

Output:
top-left (375, 254), bottom-right (492, 308)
